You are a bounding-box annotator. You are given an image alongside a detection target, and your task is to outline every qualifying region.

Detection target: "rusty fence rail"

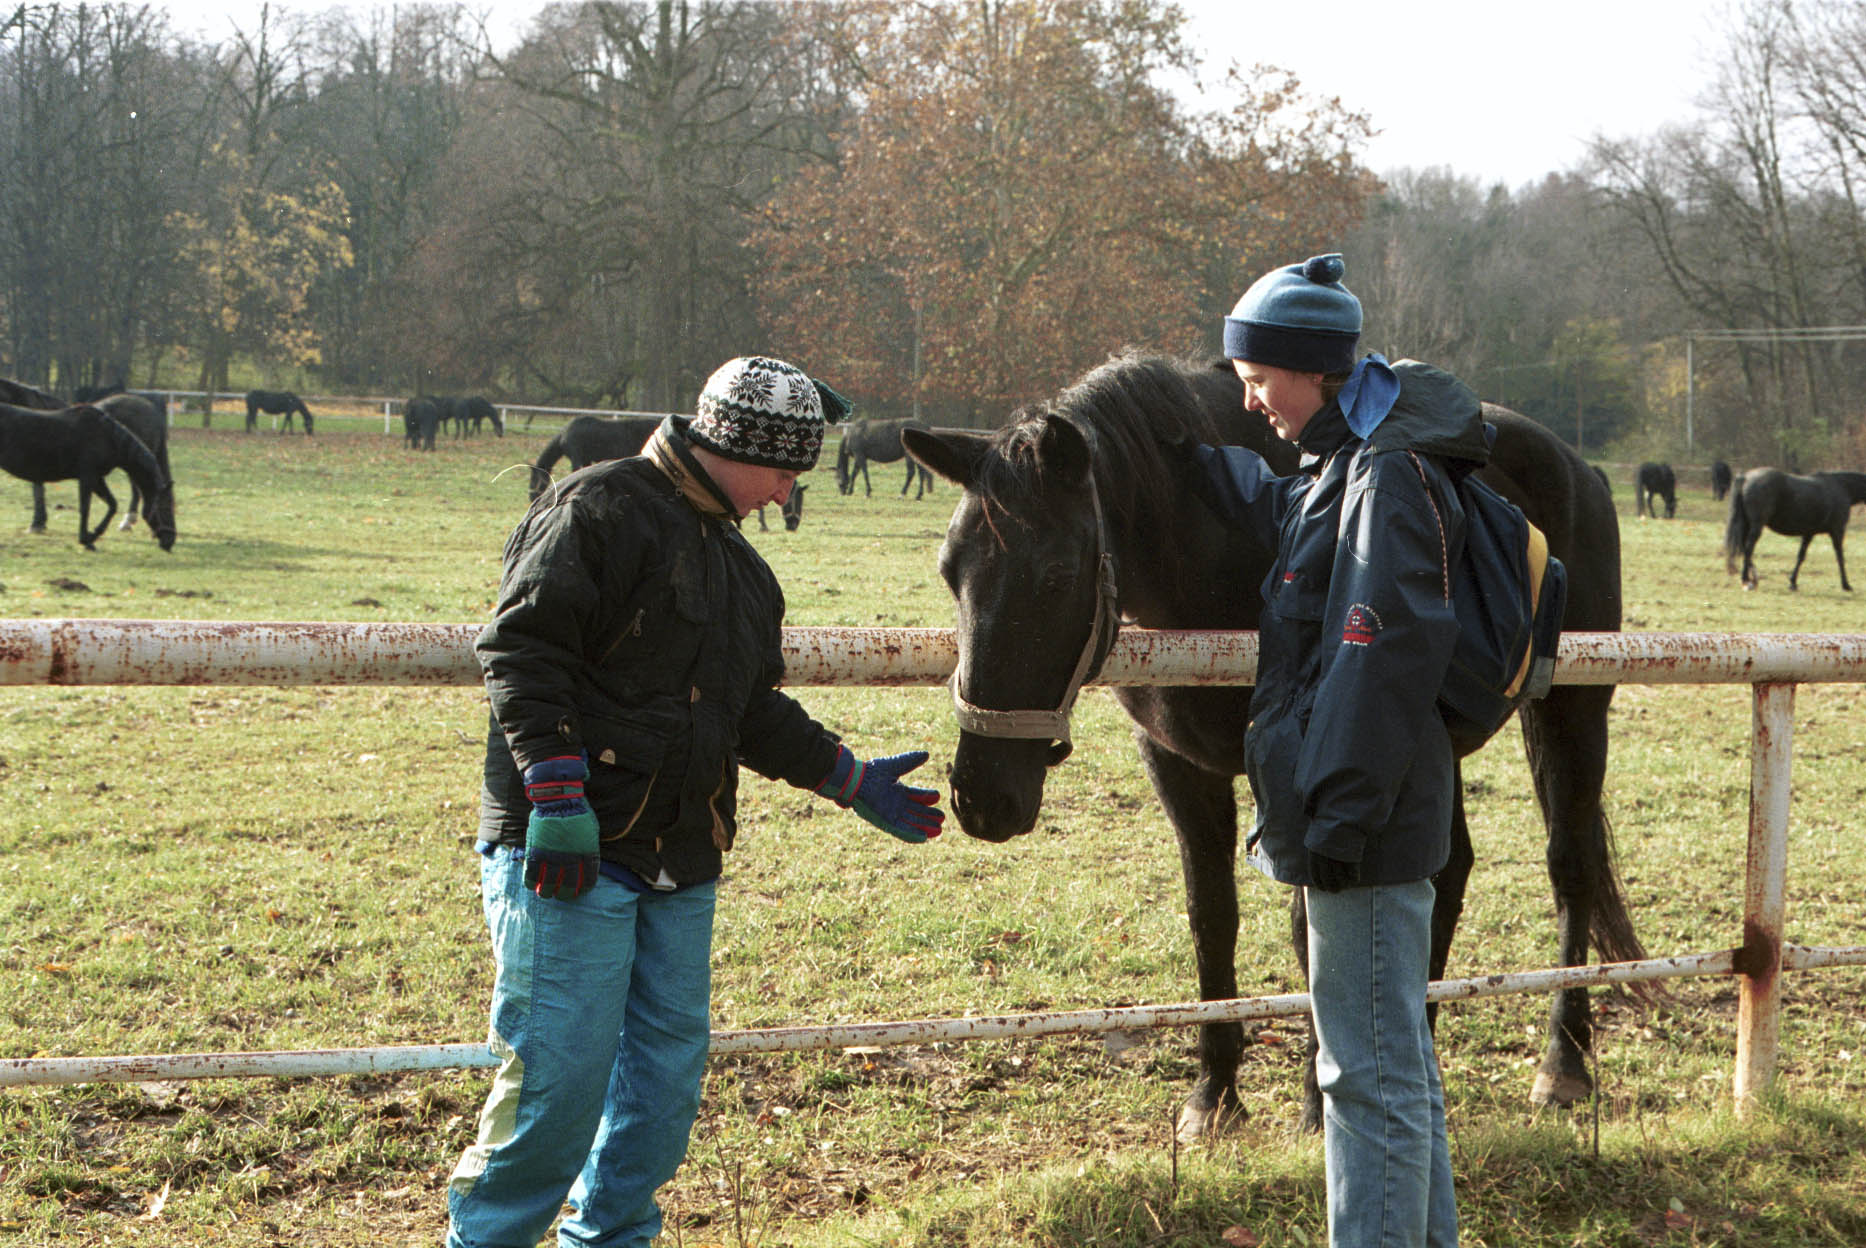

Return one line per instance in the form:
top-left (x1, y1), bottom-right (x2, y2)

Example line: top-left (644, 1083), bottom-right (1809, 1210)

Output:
top-left (2, 619), bottom-right (1864, 1115)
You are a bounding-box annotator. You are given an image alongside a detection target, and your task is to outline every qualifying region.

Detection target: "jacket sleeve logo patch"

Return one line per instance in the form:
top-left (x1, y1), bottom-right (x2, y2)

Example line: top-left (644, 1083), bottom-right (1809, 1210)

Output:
top-left (1342, 603), bottom-right (1382, 646)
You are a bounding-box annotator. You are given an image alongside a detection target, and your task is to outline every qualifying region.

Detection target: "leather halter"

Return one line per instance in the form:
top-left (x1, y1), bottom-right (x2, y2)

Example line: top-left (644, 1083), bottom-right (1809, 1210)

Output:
top-left (948, 470), bottom-right (1120, 766)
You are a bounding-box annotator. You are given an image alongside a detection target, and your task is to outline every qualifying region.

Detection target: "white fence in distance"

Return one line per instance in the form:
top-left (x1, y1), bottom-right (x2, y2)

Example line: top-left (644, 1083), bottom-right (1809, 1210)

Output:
top-left (2, 620), bottom-right (1863, 1117)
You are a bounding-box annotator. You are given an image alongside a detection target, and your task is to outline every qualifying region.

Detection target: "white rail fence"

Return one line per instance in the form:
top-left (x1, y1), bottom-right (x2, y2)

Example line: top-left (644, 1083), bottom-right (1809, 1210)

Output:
top-left (2, 620), bottom-right (1864, 1117)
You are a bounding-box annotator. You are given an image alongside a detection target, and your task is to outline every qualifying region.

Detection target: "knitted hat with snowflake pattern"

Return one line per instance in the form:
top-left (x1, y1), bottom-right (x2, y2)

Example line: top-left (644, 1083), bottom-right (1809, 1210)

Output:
top-left (687, 356), bottom-right (852, 472)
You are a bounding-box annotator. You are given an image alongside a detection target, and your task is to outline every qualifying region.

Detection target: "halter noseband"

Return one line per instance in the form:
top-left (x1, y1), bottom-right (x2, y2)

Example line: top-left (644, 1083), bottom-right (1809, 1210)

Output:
top-left (949, 470), bottom-right (1120, 766)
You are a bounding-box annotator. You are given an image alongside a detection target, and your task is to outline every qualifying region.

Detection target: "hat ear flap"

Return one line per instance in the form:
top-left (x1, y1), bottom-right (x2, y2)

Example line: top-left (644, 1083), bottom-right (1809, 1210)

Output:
top-left (813, 380), bottom-right (853, 424)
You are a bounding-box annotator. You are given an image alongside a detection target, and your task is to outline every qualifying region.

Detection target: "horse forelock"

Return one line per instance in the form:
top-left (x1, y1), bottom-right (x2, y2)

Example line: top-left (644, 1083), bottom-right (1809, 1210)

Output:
top-left (968, 352), bottom-right (1210, 578)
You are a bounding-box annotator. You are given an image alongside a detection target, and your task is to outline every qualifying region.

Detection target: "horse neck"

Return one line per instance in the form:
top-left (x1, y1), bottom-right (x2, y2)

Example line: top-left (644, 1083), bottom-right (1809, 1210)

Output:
top-left (1832, 471), bottom-right (1866, 504)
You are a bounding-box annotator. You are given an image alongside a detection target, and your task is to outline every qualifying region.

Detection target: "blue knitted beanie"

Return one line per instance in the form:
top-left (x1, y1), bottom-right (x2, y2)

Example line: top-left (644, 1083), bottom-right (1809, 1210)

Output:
top-left (1222, 253), bottom-right (1362, 374)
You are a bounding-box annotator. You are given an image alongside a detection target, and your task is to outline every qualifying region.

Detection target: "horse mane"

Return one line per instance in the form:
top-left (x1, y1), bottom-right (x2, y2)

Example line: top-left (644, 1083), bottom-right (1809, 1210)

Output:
top-left (94, 410), bottom-right (167, 495)
top-left (977, 350), bottom-right (1227, 538)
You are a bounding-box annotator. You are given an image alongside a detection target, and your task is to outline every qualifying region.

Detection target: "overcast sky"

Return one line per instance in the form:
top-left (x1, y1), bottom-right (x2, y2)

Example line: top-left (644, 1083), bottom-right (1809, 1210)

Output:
top-left (1178, 0), bottom-right (1728, 187)
top-left (160, 0), bottom-right (1730, 188)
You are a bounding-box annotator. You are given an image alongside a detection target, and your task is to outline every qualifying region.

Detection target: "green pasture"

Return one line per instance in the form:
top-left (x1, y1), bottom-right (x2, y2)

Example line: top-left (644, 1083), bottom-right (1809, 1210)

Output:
top-left (2, 427), bottom-right (1865, 1247)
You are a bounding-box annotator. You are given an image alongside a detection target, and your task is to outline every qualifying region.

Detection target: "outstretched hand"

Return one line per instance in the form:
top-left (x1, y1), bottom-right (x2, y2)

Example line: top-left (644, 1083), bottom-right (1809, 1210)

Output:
top-left (816, 747), bottom-right (945, 844)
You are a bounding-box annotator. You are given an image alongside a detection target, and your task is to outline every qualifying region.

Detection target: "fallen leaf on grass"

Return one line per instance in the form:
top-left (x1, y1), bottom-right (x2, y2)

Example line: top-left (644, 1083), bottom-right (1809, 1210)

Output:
top-left (1222, 1227), bottom-right (1261, 1246)
top-left (141, 1179), bottom-right (170, 1221)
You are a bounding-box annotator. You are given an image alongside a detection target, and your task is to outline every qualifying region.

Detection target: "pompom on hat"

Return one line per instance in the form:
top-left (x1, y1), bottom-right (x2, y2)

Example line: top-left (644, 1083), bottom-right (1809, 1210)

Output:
top-left (688, 356), bottom-right (853, 472)
top-left (1222, 253), bottom-right (1362, 374)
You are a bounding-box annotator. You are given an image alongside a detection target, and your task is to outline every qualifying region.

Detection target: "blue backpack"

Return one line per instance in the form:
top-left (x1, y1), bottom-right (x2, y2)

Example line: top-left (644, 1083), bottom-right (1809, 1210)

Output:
top-left (1407, 451), bottom-right (1568, 755)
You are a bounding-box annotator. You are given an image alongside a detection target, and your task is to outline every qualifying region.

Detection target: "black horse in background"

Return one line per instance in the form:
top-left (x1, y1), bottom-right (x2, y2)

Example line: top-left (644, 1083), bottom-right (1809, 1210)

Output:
top-left (27, 393), bottom-right (173, 537)
top-left (527, 415), bottom-right (661, 499)
top-left (837, 417), bottom-right (933, 498)
top-left (1724, 467), bottom-right (1866, 591)
top-left (904, 352), bottom-right (1638, 1139)
top-left (1635, 461), bottom-right (1676, 517)
top-left (440, 395), bottom-right (503, 437)
top-left (1, 401), bottom-right (176, 549)
top-left (1710, 459), bottom-right (1733, 502)
top-left (527, 413), bottom-right (804, 530)
top-left (404, 396), bottom-right (445, 450)
top-left (246, 389), bottom-right (314, 434)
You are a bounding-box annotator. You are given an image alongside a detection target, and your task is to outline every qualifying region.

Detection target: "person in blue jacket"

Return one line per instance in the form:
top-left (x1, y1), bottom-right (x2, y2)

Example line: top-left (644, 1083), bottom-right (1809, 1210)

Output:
top-left (448, 356), bottom-right (945, 1248)
top-left (1180, 255), bottom-right (1488, 1247)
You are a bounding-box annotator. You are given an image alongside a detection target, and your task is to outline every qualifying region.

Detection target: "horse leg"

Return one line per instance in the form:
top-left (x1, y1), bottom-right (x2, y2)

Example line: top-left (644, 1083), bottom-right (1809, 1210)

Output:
top-left (1133, 735), bottom-right (1245, 1140)
top-left (120, 477), bottom-right (142, 531)
top-left (78, 477), bottom-right (118, 548)
top-left (31, 482), bottom-right (48, 533)
top-left (1790, 535), bottom-right (1814, 591)
top-left (900, 459), bottom-right (913, 496)
top-left (1518, 684), bottom-right (1635, 1109)
top-left (1832, 532), bottom-right (1850, 592)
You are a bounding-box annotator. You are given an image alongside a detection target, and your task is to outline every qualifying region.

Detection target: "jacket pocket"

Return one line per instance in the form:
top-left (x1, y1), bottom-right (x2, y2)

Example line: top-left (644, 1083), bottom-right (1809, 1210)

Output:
top-left (582, 712), bottom-right (667, 840)
top-left (1268, 570), bottom-right (1327, 621)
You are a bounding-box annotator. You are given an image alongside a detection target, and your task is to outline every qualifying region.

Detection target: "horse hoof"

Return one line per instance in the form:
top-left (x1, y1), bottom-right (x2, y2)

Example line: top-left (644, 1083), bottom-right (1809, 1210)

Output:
top-left (1530, 1069), bottom-right (1593, 1107)
top-left (1176, 1100), bottom-right (1245, 1143)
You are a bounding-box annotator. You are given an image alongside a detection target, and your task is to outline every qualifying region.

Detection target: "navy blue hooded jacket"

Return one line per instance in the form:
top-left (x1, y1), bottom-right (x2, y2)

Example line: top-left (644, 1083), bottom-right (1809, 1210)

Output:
top-left (1187, 360), bottom-right (1491, 887)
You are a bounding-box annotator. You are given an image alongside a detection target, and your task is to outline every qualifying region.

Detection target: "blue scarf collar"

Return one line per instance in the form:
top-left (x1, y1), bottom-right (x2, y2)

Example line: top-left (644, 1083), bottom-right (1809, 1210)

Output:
top-left (1338, 353), bottom-right (1399, 439)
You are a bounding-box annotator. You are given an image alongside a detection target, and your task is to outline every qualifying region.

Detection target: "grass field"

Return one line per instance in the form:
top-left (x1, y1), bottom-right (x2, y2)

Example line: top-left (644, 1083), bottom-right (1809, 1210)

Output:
top-left (2, 416), bottom-right (1865, 1247)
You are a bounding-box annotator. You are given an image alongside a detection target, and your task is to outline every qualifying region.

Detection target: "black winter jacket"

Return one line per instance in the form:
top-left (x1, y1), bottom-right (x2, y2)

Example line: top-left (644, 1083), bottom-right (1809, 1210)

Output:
top-left (1188, 361), bottom-right (1491, 887)
top-left (476, 416), bottom-right (841, 885)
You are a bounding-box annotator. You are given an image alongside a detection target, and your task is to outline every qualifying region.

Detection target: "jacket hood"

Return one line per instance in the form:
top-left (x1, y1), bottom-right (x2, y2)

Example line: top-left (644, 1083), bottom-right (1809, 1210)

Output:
top-left (1362, 359), bottom-right (1491, 466)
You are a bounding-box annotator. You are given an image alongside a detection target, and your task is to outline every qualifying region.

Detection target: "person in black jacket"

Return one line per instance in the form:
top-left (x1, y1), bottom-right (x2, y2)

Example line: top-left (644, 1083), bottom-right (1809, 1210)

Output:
top-left (1178, 256), bottom-right (1469, 1247)
top-left (447, 356), bottom-right (944, 1248)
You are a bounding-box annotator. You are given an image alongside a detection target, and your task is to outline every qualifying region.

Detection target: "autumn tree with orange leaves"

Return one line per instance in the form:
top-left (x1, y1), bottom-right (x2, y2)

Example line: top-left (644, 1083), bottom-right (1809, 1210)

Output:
top-left (751, 0), bottom-right (1377, 424)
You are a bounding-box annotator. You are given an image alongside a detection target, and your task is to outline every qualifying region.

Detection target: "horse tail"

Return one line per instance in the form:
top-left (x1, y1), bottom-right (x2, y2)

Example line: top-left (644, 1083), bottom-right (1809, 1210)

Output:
top-left (530, 435), bottom-right (565, 501)
top-left (1723, 479), bottom-right (1750, 575)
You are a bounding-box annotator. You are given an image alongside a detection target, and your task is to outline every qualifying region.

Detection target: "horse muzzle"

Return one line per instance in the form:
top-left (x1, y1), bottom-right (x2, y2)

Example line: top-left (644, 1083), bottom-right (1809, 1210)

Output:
top-left (948, 735), bottom-right (1052, 842)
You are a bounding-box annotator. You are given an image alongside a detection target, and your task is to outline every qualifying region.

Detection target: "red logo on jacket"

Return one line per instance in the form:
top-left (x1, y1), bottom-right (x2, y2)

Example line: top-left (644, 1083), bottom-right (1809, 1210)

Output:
top-left (1343, 603), bottom-right (1381, 646)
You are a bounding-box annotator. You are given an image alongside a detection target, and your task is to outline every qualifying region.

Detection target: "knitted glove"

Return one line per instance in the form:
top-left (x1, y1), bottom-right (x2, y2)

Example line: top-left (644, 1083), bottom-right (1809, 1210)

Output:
top-left (1307, 849), bottom-right (1362, 893)
top-left (523, 754), bottom-right (601, 900)
top-left (815, 747), bottom-right (944, 844)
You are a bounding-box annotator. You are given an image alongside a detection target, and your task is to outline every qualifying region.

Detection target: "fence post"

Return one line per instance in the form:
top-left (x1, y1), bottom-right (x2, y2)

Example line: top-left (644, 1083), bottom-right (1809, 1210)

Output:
top-left (1735, 680), bottom-right (1794, 1113)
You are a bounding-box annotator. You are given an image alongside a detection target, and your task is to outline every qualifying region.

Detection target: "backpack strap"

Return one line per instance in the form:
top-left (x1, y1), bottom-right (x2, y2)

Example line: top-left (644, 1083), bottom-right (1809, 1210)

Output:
top-left (1404, 450), bottom-right (1451, 603)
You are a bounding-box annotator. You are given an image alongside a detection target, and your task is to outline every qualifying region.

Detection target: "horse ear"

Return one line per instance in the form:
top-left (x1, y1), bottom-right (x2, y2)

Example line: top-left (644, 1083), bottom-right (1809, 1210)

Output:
top-left (1036, 414), bottom-right (1092, 485)
top-left (903, 426), bottom-right (991, 488)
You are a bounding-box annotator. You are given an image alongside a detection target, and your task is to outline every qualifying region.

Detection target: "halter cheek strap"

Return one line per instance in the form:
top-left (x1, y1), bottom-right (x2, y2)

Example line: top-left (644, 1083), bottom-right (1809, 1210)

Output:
top-left (948, 473), bottom-right (1120, 766)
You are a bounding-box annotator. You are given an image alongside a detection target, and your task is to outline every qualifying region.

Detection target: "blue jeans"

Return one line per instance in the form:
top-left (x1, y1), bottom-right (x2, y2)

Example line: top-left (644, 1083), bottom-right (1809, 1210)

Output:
top-left (447, 847), bottom-right (716, 1248)
top-left (1307, 880), bottom-right (1457, 1248)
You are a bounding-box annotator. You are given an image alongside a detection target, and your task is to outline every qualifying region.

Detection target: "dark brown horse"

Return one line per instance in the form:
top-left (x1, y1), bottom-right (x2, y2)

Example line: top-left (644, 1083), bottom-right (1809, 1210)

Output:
top-left (245, 389), bottom-right (313, 434)
top-left (904, 351), bottom-right (1638, 1138)
top-left (837, 416), bottom-right (934, 498)
top-left (1, 401), bottom-right (176, 549)
top-left (1723, 467), bottom-right (1866, 591)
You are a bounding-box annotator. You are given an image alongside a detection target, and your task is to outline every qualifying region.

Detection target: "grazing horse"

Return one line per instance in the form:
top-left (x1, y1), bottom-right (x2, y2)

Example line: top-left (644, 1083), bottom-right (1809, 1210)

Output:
top-left (459, 396), bottom-right (502, 437)
top-left (903, 352), bottom-right (1638, 1139)
top-left (404, 397), bottom-right (445, 451)
top-left (527, 413), bottom-right (804, 530)
top-left (14, 391), bottom-right (174, 540)
top-left (1635, 461), bottom-right (1676, 518)
top-left (837, 417), bottom-right (934, 498)
top-left (1711, 459), bottom-right (1733, 502)
top-left (1723, 467), bottom-right (1866, 591)
top-left (0, 401), bottom-right (176, 549)
top-left (245, 389), bottom-right (314, 435)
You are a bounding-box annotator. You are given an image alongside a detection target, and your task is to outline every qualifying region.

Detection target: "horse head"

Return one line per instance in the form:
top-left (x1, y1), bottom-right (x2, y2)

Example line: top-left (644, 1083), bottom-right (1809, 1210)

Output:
top-left (905, 414), bottom-right (1116, 843)
top-left (145, 480), bottom-right (177, 551)
top-left (782, 481), bottom-right (806, 531)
